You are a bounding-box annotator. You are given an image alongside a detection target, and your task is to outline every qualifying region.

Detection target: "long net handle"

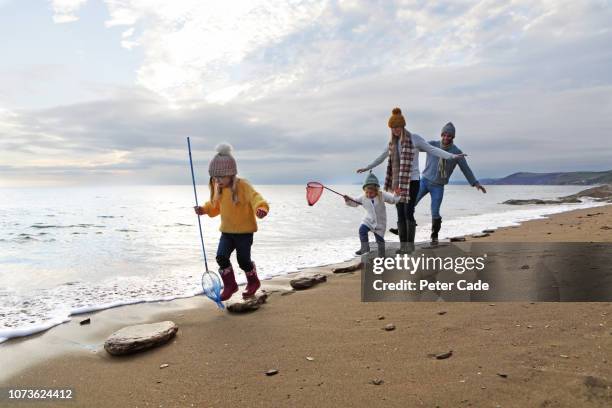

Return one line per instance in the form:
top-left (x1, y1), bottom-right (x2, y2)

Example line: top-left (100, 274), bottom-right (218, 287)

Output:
top-left (187, 137), bottom-right (209, 272)
top-left (323, 185), bottom-right (361, 205)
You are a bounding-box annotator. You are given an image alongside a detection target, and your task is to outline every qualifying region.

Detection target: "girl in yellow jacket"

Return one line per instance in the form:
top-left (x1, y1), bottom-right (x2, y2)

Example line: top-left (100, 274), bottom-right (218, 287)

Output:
top-left (194, 144), bottom-right (269, 300)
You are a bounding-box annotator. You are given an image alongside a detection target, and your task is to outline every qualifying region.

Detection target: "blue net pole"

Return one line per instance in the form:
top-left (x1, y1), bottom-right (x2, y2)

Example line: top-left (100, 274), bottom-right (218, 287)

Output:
top-left (187, 137), bottom-right (209, 272)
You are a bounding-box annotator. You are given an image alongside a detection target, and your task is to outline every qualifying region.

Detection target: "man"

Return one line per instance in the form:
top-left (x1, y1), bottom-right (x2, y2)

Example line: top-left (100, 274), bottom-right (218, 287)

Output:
top-left (390, 122), bottom-right (486, 244)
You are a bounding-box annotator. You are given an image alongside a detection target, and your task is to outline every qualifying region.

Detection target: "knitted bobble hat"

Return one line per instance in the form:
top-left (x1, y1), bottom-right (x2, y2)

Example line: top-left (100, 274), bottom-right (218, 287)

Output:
top-left (363, 171), bottom-right (380, 189)
top-left (441, 122), bottom-right (456, 137)
top-left (388, 107), bottom-right (406, 129)
top-left (208, 143), bottom-right (237, 177)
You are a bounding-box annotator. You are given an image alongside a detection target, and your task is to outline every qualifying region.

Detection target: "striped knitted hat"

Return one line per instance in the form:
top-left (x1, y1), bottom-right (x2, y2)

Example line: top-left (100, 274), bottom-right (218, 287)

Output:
top-left (208, 143), bottom-right (237, 177)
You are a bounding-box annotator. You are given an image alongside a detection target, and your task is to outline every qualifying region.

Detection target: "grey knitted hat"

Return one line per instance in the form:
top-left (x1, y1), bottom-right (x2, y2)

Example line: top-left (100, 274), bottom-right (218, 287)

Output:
top-left (441, 122), bottom-right (455, 137)
top-left (208, 143), bottom-right (237, 177)
top-left (363, 172), bottom-right (380, 189)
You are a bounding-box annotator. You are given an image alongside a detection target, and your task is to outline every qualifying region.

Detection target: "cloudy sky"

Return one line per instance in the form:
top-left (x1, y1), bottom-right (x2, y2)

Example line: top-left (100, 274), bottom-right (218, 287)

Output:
top-left (1, 0), bottom-right (611, 187)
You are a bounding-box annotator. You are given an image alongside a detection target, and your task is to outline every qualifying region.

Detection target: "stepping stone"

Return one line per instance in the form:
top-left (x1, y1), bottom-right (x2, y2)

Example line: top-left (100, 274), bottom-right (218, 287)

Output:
top-left (332, 262), bottom-right (362, 274)
top-left (104, 321), bottom-right (178, 356)
top-left (290, 274), bottom-right (327, 290)
top-left (227, 293), bottom-right (268, 314)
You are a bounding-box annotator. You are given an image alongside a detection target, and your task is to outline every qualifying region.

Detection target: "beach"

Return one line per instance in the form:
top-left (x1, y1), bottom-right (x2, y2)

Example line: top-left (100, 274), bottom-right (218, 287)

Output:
top-left (2, 204), bottom-right (611, 407)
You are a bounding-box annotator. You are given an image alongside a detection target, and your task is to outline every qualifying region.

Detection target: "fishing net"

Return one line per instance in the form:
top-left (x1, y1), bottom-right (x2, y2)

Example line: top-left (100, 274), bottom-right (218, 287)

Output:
top-left (306, 182), bottom-right (324, 206)
top-left (201, 271), bottom-right (224, 309)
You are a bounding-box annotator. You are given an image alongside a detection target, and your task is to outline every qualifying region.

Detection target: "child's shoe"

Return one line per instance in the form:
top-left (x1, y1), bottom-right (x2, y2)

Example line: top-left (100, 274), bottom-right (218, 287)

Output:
top-left (355, 242), bottom-right (370, 256)
top-left (219, 266), bottom-right (239, 301)
top-left (242, 263), bottom-right (261, 299)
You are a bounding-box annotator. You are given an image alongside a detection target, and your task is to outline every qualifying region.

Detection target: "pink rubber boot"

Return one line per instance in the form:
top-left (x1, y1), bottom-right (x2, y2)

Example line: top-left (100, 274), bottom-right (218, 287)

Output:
top-left (219, 266), bottom-right (238, 301)
top-left (242, 263), bottom-right (260, 299)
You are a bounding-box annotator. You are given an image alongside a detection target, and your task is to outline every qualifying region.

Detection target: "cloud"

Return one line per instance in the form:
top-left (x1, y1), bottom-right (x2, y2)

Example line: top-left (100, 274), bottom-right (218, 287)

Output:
top-left (2, 1), bottom-right (611, 186)
top-left (49, 0), bottom-right (88, 23)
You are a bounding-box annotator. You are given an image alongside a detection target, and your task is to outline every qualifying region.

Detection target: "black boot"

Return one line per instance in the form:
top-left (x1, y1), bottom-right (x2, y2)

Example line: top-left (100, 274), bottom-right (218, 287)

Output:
top-left (389, 227), bottom-right (398, 235)
top-left (377, 242), bottom-right (386, 257)
top-left (406, 220), bottom-right (417, 252)
top-left (395, 220), bottom-right (409, 254)
top-left (431, 218), bottom-right (442, 244)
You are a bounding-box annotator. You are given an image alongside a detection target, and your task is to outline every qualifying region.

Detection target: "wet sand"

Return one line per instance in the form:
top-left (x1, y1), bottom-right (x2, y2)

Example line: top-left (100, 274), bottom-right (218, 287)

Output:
top-left (1, 205), bottom-right (611, 407)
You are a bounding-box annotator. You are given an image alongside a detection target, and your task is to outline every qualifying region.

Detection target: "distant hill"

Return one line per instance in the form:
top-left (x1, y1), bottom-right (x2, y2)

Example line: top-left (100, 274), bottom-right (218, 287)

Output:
top-left (481, 170), bottom-right (612, 185)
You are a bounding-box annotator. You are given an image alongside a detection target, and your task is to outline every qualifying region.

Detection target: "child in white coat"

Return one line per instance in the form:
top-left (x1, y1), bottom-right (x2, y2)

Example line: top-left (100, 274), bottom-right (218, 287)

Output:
top-left (344, 172), bottom-right (399, 256)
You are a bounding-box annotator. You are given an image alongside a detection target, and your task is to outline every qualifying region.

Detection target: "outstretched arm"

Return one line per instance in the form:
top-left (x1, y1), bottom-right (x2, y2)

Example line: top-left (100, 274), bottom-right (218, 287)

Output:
top-left (357, 148), bottom-right (389, 173)
top-left (414, 135), bottom-right (463, 160)
top-left (344, 195), bottom-right (362, 207)
top-left (457, 157), bottom-right (486, 193)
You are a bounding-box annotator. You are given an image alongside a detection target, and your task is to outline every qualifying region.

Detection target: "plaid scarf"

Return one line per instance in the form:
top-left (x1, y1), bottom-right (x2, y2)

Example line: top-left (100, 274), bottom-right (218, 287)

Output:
top-left (384, 130), bottom-right (414, 202)
top-left (438, 141), bottom-right (453, 180)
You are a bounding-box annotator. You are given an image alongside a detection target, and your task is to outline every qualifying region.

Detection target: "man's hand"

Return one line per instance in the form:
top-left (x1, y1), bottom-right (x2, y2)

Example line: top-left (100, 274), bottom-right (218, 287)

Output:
top-left (256, 208), bottom-right (268, 219)
top-left (194, 206), bottom-right (205, 215)
top-left (475, 184), bottom-right (487, 193)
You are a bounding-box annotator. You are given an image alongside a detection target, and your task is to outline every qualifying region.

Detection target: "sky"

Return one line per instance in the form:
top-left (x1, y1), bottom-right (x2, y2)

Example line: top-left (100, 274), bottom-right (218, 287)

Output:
top-left (0, 0), bottom-right (611, 187)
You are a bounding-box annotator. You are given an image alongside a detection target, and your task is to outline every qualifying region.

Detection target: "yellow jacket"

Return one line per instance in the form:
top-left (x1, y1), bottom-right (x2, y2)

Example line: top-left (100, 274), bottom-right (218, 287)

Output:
top-left (202, 178), bottom-right (269, 233)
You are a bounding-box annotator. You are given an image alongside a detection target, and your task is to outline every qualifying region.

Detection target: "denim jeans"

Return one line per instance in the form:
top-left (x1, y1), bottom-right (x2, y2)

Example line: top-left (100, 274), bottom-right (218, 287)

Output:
top-left (415, 178), bottom-right (444, 219)
top-left (359, 224), bottom-right (384, 243)
top-left (216, 232), bottom-right (254, 272)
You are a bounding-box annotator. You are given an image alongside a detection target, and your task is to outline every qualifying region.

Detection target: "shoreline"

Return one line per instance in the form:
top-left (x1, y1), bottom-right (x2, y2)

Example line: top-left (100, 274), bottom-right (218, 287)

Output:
top-left (1, 196), bottom-right (607, 346)
top-left (1, 204), bottom-right (611, 407)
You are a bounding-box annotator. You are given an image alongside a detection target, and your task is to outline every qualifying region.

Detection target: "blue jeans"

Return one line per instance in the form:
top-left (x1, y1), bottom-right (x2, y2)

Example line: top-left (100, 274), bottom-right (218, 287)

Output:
top-left (359, 224), bottom-right (384, 243)
top-left (216, 233), bottom-right (254, 272)
top-left (415, 178), bottom-right (444, 219)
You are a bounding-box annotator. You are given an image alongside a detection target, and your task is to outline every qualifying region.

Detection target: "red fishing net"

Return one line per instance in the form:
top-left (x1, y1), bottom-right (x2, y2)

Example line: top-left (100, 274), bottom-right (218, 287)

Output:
top-left (306, 182), bottom-right (324, 206)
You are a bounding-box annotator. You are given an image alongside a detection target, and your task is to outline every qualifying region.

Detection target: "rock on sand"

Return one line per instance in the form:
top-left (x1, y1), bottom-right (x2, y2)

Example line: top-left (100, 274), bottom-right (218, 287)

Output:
top-left (104, 321), bottom-right (178, 356)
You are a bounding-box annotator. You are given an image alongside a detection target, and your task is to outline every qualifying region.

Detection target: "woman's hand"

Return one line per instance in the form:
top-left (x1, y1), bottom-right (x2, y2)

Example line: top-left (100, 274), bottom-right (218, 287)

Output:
top-left (454, 153), bottom-right (467, 159)
top-left (194, 206), bottom-right (205, 215)
top-left (256, 208), bottom-right (268, 219)
top-left (475, 183), bottom-right (487, 194)
top-left (356, 168), bottom-right (368, 174)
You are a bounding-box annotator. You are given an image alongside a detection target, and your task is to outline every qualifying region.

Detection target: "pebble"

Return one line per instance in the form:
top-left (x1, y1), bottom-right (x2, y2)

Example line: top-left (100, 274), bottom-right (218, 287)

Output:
top-left (370, 379), bottom-right (384, 385)
top-left (306, 357), bottom-right (314, 361)
top-left (378, 315), bottom-right (385, 320)
top-left (497, 372), bottom-right (508, 378)
top-left (438, 311), bottom-right (447, 315)
top-left (265, 369), bottom-right (279, 376)
top-left (160, 364), bottom-right (169, 369)
top-left (520, 265), bottom-right (530, 270)
top-left (435, 351), bottom-right (453, 360)
top-left (384, 324), bottom-right (396, 331)
top-left (79, 318), bottom-right (91, 325)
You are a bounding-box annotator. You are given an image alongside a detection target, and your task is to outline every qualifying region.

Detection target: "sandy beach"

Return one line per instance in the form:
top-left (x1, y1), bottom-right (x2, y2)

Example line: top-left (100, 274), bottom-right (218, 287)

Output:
top-left (2, 204), bottom-right (611, 407)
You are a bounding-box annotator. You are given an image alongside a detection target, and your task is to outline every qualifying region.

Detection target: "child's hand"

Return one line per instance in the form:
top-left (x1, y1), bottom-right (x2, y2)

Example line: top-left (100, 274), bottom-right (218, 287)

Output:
top-left (256, 208), bottom-right (268, 219)
top-left (194, 206), bottom-right (205, 215)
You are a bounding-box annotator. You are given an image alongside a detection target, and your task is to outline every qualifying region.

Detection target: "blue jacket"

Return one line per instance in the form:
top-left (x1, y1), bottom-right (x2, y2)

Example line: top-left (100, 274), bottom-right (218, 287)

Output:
top-left (422, 141), bottom-right (478, 186)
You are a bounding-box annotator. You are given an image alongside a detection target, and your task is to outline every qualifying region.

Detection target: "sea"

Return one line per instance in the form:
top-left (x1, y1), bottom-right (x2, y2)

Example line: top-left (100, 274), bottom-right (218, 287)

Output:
top-left (0, 184), bottom-right (605, 343)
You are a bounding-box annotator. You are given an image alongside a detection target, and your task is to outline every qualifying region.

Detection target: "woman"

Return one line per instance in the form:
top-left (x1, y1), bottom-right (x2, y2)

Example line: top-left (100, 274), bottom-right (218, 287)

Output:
top-left (356, 108), bottom-right (465, 252)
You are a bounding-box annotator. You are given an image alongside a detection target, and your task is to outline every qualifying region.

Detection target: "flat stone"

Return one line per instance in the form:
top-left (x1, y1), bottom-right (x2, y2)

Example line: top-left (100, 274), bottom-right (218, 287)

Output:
top-left (471, 233), bottom-right (490, 238)
top-left (450, 236), bottom-right (466, 242)
top-left (435, 351), bottom-right (453, 360)
top-left (226, 293), bottom-right (268, 314)
top-left (79, 318), bottom-right (91, 325)
top-left (482, 229), bottom-right (495, 233)
top-left (384, 323), bottom-right (396, 331)
top-left (104, 321), bottom-right (178, 356)
top-left (332, 262), bottom-right (362, 274)
top-left (265, 369), bottom-right (279, 376)
top-left (290, 274), bottom-right (327, 290)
